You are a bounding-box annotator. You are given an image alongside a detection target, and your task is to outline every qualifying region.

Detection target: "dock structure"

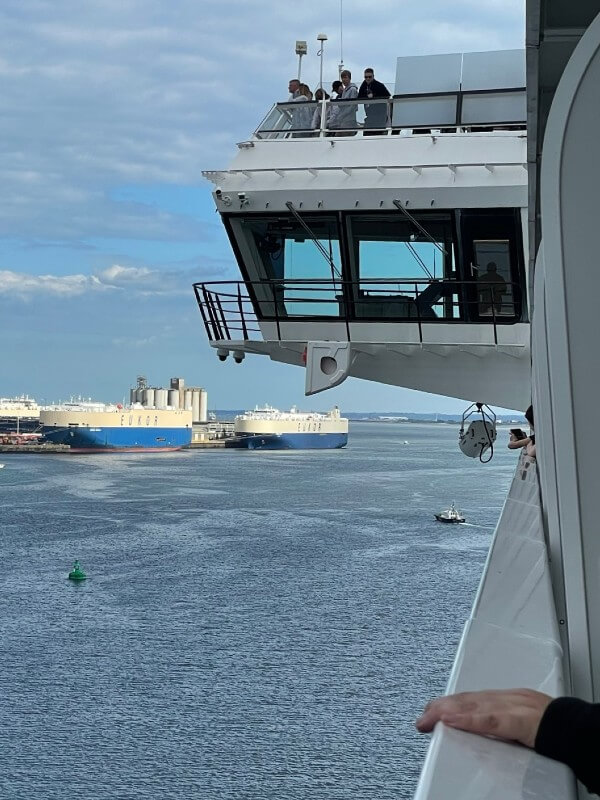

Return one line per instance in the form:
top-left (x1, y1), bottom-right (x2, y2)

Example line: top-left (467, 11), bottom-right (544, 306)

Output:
top-left (0, 443), bottom-right (69, 454)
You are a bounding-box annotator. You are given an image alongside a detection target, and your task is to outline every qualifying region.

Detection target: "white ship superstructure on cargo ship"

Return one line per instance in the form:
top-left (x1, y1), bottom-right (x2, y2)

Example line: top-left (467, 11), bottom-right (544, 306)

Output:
top-left (0, 395), bottom-right (41, 431)
top-left (40, 400), bottom-right (192, 453)
top-left (233, 405), bottom-right (348, 449)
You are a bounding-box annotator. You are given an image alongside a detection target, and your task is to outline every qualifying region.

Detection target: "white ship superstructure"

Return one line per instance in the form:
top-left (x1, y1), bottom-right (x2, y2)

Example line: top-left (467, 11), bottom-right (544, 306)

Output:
top-left (194, 19), bottom-right (600, 798)
top-left (196, 48), bottom-right (529, 409)
top-left (0, 395), bottom-right (40, 428)
top-left (233, 405), bottom-right (348, 449)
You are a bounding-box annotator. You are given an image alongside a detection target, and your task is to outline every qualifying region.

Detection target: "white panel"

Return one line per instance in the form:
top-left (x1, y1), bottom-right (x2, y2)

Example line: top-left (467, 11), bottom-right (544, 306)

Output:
top-left (394, 53), bottom-right (462, 95)
top-left (461, 91), bottom-right (527, 124)
top-left (539, 12), bottom-right (600, 701)
top-left (415, 725), bottom-right (574, 800)
top-left (391, 96), bottom-right (457, 127)
top-left (461, 49), bottom-right (526, 90)
top-left (414, 463), bottom-right (572, 800)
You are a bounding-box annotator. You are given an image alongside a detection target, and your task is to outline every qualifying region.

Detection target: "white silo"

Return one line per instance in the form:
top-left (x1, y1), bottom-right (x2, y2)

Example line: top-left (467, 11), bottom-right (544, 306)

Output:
top-left (144, 388), bottom-right (155, 408)
top-left (199, 389), bottom-right (208, 423)
top-left (192, 390), bottom-right (201, 423)
top-left (184, 389), bottom-right (193, 410)
top-left (135, 388), bottom-right (145, 404)
top-left (155, 388), bottom-right (168, 409)
top-left (168, 389), bottom-right (179, 408)
top-left (129, 388), bottom-right (137, 405)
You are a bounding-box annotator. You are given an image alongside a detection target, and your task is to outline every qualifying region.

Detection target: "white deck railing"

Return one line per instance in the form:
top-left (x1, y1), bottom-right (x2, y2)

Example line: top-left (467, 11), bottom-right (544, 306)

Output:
top-left (414, 456), bottom-right (577, 800)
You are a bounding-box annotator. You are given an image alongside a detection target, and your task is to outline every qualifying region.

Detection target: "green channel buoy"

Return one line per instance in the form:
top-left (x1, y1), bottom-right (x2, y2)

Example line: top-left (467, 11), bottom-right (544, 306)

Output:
top-left (68, 560), bottom-right (87, 581)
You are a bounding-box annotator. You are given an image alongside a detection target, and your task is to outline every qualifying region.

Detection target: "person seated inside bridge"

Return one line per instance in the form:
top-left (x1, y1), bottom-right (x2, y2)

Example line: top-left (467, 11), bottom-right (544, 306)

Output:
top-left (478, 261), bottom-right (507, 316)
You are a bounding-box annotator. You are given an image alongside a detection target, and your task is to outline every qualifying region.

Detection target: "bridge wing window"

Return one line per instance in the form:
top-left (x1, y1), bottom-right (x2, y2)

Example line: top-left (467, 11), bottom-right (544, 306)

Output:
top-left (347, 213), bottom-right (458, 319)
top-left (228, 215), bottom-right (342, 317)
top-left (459, 210), bottom-right (524, 321)
top-left (473, 240), bottom-right (513, 317)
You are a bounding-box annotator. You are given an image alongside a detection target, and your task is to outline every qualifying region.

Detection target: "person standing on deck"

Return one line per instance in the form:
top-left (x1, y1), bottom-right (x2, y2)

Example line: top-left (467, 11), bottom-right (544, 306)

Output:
top-left (358, 67), bottom-right (391, 131)
top-left (331, 70), bottom-right (358, 133)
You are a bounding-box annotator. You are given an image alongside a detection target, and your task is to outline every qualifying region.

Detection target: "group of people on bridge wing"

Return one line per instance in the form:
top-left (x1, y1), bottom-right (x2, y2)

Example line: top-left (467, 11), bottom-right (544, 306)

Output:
top-left (286, 67), bottom-right (391, 133)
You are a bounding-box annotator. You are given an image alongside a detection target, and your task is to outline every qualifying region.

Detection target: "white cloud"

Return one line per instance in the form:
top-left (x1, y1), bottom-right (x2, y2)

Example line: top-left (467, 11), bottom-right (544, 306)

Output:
top-left (0, 263), bottom-right (197, 298)
top-left (0, 0), bottom-right (525, 245)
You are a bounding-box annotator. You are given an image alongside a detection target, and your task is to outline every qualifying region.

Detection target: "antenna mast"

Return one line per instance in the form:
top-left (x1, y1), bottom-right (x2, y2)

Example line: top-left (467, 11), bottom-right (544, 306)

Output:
top-left (338, 0), bottom-right (344, 76)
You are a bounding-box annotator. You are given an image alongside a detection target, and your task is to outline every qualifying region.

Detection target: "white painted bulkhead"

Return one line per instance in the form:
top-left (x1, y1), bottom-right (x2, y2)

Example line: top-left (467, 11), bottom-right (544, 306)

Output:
top-left (202, 113), bottom-right (530, 406)
top-left (234, 408), bottom-right (348, 436)
top-left (40, 407), bottom-right (193, 429)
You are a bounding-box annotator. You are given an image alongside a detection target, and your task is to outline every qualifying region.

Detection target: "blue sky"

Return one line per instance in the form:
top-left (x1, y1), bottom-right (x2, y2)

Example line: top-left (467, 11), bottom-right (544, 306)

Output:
top-left (0, 0), bottom-right (525, 412)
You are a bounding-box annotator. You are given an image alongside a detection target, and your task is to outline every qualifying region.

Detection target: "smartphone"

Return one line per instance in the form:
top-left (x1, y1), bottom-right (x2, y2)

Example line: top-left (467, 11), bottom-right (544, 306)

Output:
top-left (510, 428), bottom-right (527, 440)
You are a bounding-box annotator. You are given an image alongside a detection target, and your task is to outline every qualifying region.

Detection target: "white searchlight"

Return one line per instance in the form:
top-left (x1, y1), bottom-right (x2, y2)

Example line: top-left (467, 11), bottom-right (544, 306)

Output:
top-left (458, 402), bottom-right (497, 462)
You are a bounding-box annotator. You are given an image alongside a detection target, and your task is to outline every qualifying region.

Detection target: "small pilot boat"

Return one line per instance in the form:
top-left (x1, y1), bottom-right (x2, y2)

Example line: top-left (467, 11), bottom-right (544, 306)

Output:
top-left (435, 502), bottom-right (465, 523)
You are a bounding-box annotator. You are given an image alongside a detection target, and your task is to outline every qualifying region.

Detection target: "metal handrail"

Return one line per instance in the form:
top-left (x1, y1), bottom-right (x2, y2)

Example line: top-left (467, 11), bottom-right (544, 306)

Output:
top-left (193, 278), bottom-right (523, 344)
top-left (253, 88), bottom-right (527, 139)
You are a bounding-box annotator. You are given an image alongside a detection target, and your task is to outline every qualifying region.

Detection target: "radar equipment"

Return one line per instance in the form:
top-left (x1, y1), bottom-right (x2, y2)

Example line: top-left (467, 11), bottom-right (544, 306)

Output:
top-left (295, 40), bottom-right (307, 81)
top-left (317, 33), bottom-right (328, 91)
top-left (458, 402), bottom-right (497, 462)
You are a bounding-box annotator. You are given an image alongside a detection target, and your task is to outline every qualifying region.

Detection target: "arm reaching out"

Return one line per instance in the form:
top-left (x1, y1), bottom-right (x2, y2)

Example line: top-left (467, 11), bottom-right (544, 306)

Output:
top-left (417, 690), bottom-right (600, 795)
top-left (416, 688), bottom-right (552, 748)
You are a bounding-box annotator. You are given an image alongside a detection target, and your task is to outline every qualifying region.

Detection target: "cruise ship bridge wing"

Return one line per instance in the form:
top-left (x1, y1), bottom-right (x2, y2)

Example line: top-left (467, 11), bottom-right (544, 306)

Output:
top-left (197, 51), bottom-right (531, 409)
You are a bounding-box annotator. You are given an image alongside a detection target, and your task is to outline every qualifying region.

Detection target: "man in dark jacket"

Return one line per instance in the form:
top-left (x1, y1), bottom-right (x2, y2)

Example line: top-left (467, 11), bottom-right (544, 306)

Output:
top-left (358, 67), bottom-right (391, 131)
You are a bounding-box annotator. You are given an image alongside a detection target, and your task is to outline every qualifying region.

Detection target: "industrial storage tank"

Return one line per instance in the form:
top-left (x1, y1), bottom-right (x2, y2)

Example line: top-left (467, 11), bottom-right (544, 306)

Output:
top-left (199, 389), bottom-right (208, 423)
top-left (135, 388), bottom-right (145, 404)
top-left (129, 388), bottom-right (137, 405)
top-left (168, 389), bottom-right (179, 409)
top-left (192, 391), bottom-right (200, 423)
top-left (143, 388), bottom-right (155, 408)
top-left (155, 388), bottom-right (168, 409)
top-left (184, 389), bottom-right (193, 410)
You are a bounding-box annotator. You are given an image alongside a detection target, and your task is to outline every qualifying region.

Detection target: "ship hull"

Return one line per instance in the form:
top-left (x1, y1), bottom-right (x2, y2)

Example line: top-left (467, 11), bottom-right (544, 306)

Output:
top-left (232, 432), bottom-right (348, 450)
top-left (42, 426), bottom-right (191, 453)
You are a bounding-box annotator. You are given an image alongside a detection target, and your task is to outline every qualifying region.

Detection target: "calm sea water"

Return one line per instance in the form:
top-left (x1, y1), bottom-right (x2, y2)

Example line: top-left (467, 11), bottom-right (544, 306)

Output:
top-left (0, 422), bottom-right (515, 800)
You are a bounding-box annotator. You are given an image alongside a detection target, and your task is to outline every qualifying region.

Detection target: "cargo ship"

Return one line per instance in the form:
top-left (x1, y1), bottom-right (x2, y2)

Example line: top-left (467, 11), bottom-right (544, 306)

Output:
top-left (40, 400), bottom-right (192, 453)
top-left (232, 406), bottom-right (348, 450)
top-left (0, 395), bottom-right (41, 433)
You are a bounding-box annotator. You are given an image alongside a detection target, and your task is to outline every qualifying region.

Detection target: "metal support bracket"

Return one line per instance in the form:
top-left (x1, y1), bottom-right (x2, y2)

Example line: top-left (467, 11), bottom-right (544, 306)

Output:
top-left (305, 342), bottom-right (354, 396)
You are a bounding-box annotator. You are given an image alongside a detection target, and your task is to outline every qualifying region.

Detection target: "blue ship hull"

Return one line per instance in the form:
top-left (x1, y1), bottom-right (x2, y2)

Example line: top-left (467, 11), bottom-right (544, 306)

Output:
top-left (42, 425), bottom-right (191, 453)
top-left (233, 432), bottom-right (348, 450)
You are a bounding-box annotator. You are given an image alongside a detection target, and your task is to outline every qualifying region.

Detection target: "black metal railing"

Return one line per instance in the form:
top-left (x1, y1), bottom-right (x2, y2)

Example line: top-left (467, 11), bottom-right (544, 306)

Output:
top-left (253, 88), bottom-right (526, 139)
top-left (193, 278), bottom-right (524, 346)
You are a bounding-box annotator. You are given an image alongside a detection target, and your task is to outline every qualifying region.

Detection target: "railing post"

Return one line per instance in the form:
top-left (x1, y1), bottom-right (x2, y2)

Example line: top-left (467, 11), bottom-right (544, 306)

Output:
top-left (320, 98), bottom-right (328, 137)
top-left (204, 286), bottom-right (223, 341)
top-left (214, 293), bottom-right (231, 341)
top-left (195, 285), bottom-right (213, 341)
top-left (238, 284), bottom-right (248, 340)
top-left (415, 281), bottom-right (423, 344)
top-left (272, 282), bottom-right (281, 340)
top-left (344, 279), bottom-right (351, 342)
